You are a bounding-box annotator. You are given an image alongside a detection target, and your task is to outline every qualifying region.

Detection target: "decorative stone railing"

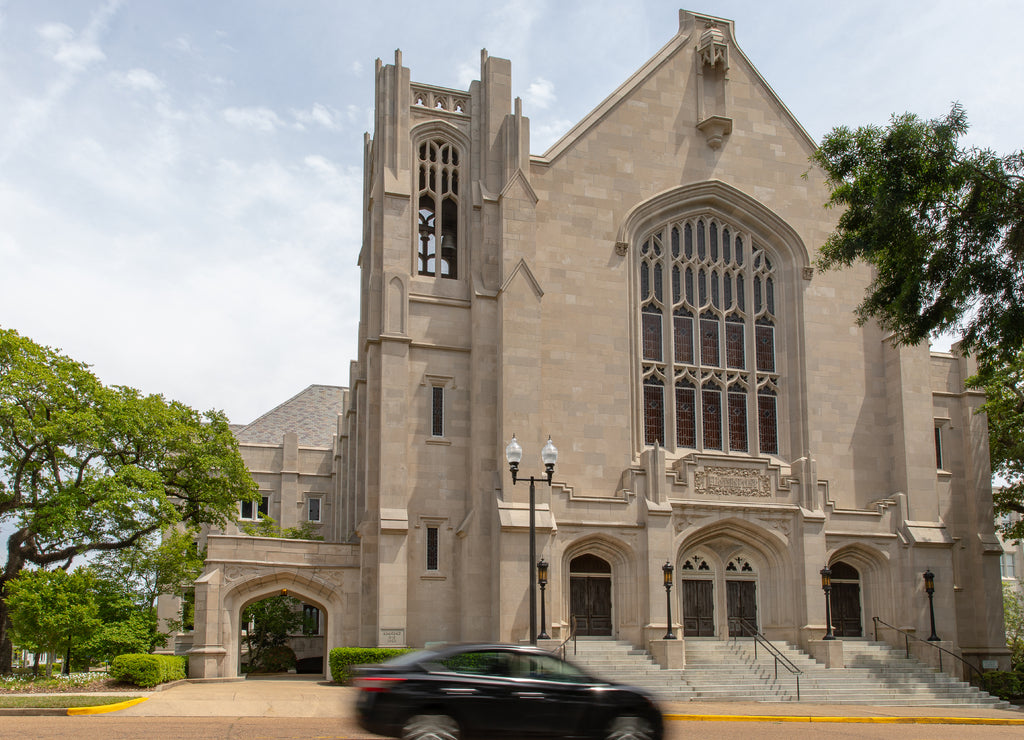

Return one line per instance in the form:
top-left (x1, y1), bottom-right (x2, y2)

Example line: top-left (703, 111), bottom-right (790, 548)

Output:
top-left (411, 83), bottom-right (469, 115)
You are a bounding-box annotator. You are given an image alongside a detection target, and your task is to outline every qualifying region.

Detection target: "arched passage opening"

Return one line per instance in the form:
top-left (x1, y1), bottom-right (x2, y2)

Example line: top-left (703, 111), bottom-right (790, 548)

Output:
top-left (828, 561), bottom-right (862, 637)
top-left (570, 554), bottom-right (612, 636)
top-left (221, 570), bottom-right (344, 680)
top-left (238, 590), bottom-right (327, 675)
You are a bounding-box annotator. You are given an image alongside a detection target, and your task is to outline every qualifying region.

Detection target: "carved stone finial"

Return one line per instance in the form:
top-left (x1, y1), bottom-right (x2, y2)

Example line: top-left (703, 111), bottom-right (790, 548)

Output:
top-left (697, 25), bottom-right (729, 70)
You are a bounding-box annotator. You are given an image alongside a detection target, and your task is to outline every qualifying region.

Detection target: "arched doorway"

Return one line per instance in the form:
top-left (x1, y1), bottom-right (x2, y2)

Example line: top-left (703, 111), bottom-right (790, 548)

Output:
top-left (680, 553), bottom-right (715, 637)
top-left (570, 554), bottom-right (612, 636)
top-left (829, 561), bottom-right (862, 637)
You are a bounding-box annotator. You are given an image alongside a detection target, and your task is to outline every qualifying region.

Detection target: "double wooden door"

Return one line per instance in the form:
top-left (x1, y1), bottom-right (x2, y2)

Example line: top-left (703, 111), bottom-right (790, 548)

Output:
top-left (830, 582), bottom-right (863, 637)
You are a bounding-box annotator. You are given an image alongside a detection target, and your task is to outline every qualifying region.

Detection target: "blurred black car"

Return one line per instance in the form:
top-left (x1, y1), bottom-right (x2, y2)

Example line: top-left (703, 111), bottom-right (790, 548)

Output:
top-left (353, 642), bottom-right (664, 740)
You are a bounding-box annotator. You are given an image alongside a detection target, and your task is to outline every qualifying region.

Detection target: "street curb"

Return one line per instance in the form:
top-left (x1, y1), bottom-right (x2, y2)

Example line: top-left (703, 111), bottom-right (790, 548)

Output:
top-left (67, 697), bottom-right (149, 715)
top-left (665, 713), bottom-right (1024, 726)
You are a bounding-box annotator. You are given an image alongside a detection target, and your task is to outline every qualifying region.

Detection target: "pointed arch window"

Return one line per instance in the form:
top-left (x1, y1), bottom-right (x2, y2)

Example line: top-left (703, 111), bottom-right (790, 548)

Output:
top-left (638, 217), bottom-right (779, 455)
top-left (417, 139), bottom-right (460, 279)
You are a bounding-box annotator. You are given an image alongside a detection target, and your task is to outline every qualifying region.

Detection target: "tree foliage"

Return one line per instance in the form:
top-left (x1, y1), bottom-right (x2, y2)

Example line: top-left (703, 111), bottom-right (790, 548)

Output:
top-left (6, 568), bottom-right (101, 675)
top-left (812, 104), bottom-right (1024, 360)
top-left (239, 514), bottom-right (324, 541)
top-left (1004, 583), bottom-right (1024, 670)
top-left (968, 349), bottom-right (1024, 534)
top-left (0, 327), bottom-right (257, 672)
top-left (242, 595), bottom-right (304, 671)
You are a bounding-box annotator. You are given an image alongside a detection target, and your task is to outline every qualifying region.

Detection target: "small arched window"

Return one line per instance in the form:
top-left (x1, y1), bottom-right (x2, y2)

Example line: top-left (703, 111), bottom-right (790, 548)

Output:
top-left (417, 139), bottom-right (460, 279)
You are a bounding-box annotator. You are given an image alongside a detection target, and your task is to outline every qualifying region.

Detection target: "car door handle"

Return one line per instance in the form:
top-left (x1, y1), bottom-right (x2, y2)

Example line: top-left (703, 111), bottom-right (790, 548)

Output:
top-left (444, 687), bottom-right (478, 696)
top-left (513, 692), bottom-right (545, 699)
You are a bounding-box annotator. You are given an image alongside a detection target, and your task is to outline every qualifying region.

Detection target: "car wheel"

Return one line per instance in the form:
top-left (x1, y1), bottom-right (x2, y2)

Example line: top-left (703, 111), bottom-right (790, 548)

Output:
top-left (604, 713), bottom-right (656, 740)
top-left (401, 713), bottom-right (460, 740)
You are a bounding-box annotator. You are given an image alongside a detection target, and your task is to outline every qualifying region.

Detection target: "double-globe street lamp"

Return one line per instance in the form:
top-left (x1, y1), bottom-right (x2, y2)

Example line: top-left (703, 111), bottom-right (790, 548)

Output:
top-left (505, 434), bottom-right (558, 645)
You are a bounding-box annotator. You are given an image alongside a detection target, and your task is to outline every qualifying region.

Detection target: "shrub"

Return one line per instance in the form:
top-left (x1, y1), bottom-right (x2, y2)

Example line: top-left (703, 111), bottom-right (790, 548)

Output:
top-left (329, 647), bottom-right (413, 684)
top-left (979, 670), bottom-right (1022, 700)
top-left (258, 645), bottom-right (297, 673)
top-left (109, 654), bottom-right (186, 688)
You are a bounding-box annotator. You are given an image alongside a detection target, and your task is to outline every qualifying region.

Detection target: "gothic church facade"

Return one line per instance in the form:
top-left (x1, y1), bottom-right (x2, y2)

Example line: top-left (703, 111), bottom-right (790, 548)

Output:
top-left (182, 10), bottom-right (1008, 678)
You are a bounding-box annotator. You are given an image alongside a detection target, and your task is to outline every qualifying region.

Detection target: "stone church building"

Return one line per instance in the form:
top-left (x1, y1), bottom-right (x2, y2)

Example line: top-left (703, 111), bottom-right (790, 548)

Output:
top-left (172, 10), bottom-right (1009, 679)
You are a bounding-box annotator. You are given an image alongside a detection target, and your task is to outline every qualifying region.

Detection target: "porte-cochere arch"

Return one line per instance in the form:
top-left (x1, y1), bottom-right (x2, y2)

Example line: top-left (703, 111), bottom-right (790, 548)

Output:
top-left (187, 536), bottom-right (360, 679)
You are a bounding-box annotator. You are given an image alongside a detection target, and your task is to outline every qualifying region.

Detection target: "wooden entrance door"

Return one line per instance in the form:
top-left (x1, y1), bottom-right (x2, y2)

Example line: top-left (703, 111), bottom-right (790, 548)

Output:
top-left (570, 576), bottom-right (612, 636)
top-left (726, 580), bottom-right (757, 636)
top-left (831, 582), bottom-right (862, 637)
top-left (682, 580), bottom-right (715, 636)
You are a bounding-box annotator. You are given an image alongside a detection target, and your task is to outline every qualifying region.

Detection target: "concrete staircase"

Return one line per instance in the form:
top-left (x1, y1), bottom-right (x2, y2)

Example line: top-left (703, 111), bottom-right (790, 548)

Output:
top-left (566, 638), bottom-right (1008, 707)
top-left (567, 639), bottom-right (696, 701)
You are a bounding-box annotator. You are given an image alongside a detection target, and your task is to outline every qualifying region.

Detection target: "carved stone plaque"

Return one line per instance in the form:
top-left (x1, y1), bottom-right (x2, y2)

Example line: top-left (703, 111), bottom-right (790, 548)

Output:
top-left (379, 628), bottom-right (405, 646)
top-left (695, 467), bottom-right (771, 497)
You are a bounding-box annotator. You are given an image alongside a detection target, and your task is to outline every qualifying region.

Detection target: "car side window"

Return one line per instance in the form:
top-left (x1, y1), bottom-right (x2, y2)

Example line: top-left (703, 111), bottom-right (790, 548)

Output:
top-left (439, 651), bottom-right (512, 676)
top-left (511, 654), bottom-right (591, 683)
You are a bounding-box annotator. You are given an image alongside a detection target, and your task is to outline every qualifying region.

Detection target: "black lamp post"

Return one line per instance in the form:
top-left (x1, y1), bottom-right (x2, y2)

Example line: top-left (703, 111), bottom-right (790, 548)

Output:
top-left (923, 569), bottom-right (940, 641)
top-left (505, 434), bottom-right (558, 645)
top-left (820, 567), bottom-right (835, 640)
top-left (537, 559), bottom-right (550, 640)
top-left (662, 561), bottom-right (675, 639)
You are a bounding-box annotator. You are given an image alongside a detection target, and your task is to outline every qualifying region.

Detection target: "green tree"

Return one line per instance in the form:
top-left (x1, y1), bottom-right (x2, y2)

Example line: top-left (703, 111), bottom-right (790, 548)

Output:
top-left (6, 568), bottom-right (102, 676)
top-left (812, 103), bottom-right (1024, 361)
top-left (239, 514), bottom-right (323, 541)
top-left (0, 327), bottom-right (257, 673)
top-left (241, 595), bottom-right (303, 671)
top-left (90, 528), bottom-right (207, 650)
top-left (967, 349), bottom-right (1024, 530)
top-left (1004, 584), bottom-right (1024, 670)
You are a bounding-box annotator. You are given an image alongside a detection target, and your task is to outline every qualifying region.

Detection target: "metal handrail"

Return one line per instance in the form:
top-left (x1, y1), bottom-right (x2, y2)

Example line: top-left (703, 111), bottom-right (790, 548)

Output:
top-left (731, 617), bottom-right (802, 701)
top-left (553, 615), bottom-right (578, 660)
top-left (871, 616), bottom-right (984, 685)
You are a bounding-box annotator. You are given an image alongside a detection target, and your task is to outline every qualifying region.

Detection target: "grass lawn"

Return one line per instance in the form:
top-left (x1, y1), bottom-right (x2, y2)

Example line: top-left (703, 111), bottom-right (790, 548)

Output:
top-left (0, 694), bottom-right (139, 708)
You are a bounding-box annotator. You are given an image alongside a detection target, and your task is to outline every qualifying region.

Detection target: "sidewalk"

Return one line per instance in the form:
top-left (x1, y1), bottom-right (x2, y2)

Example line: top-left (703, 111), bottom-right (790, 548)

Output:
top-left (7, 676), bottom-right (1024, 725)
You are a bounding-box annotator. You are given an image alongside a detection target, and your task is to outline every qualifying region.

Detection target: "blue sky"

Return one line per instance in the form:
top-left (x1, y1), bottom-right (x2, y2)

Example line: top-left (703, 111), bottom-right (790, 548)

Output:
top-left (2, 0), bottom-right (1023, 425)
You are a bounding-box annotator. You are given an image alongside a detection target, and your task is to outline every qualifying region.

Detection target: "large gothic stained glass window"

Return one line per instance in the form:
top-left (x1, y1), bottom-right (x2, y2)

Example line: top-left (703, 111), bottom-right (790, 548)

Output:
top-left (638, 218), bottom-right (779, 455)
top-left (417, 139), bottom-right (460, 279)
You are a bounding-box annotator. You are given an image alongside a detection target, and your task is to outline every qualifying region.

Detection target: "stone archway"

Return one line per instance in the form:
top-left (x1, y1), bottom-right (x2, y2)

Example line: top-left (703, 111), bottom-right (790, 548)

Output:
top-left (560, 534), bottom-right (639, 642)
top-left (677, 518), bottom-right (792, 641)
top-left (187, 535), bottom-right (359, 679)
top-left (826, 543), bottom-right (892, 639)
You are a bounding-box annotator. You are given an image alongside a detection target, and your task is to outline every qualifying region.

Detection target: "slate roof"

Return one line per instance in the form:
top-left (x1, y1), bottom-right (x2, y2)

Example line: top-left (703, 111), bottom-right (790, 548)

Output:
top-left (233, 384), bottom-right (347, 448)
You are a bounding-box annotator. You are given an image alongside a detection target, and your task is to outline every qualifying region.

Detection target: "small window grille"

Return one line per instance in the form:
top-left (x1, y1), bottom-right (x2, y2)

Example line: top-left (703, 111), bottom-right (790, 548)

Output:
top-left (426, 526), bottom-right (439, 571)
top-left (308, 497), bottom-right (321, 523)
top-left (431, 386), bottom-right (444, 437)
top-left (934, 426), bottom-right (943, 469)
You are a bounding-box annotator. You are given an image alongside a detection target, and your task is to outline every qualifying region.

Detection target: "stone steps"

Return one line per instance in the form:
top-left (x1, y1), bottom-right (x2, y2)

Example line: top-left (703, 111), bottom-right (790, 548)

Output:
top-left (565, 638), bottom-right (1007, 707)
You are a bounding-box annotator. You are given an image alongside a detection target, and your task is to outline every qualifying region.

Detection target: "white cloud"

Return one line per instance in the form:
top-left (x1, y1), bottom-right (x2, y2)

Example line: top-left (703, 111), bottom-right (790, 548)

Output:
top-left (524, 77), bottom-right (555, 109)
top-left (223, 106), bottom-right (284, 132)
top-left (350, 60), bottom-right (363, 75)
top-left (292, 103), bottom-right (341, 130)
top-left (111, 67), bottom-right (164, 93)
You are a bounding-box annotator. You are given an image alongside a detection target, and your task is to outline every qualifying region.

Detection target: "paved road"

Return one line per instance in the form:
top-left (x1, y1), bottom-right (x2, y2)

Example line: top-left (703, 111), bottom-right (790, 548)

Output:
top-left (4, 716), bottom-right (1024, 740)
top-left (3, 676), bottom-right (1023, 739)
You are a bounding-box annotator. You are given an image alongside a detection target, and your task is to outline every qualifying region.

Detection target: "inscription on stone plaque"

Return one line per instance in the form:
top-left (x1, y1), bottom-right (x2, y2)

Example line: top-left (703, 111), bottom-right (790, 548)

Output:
top-left (380, 628), bottom-right (405, 646)
top-left (695, 467), bottom-right (771, 497)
